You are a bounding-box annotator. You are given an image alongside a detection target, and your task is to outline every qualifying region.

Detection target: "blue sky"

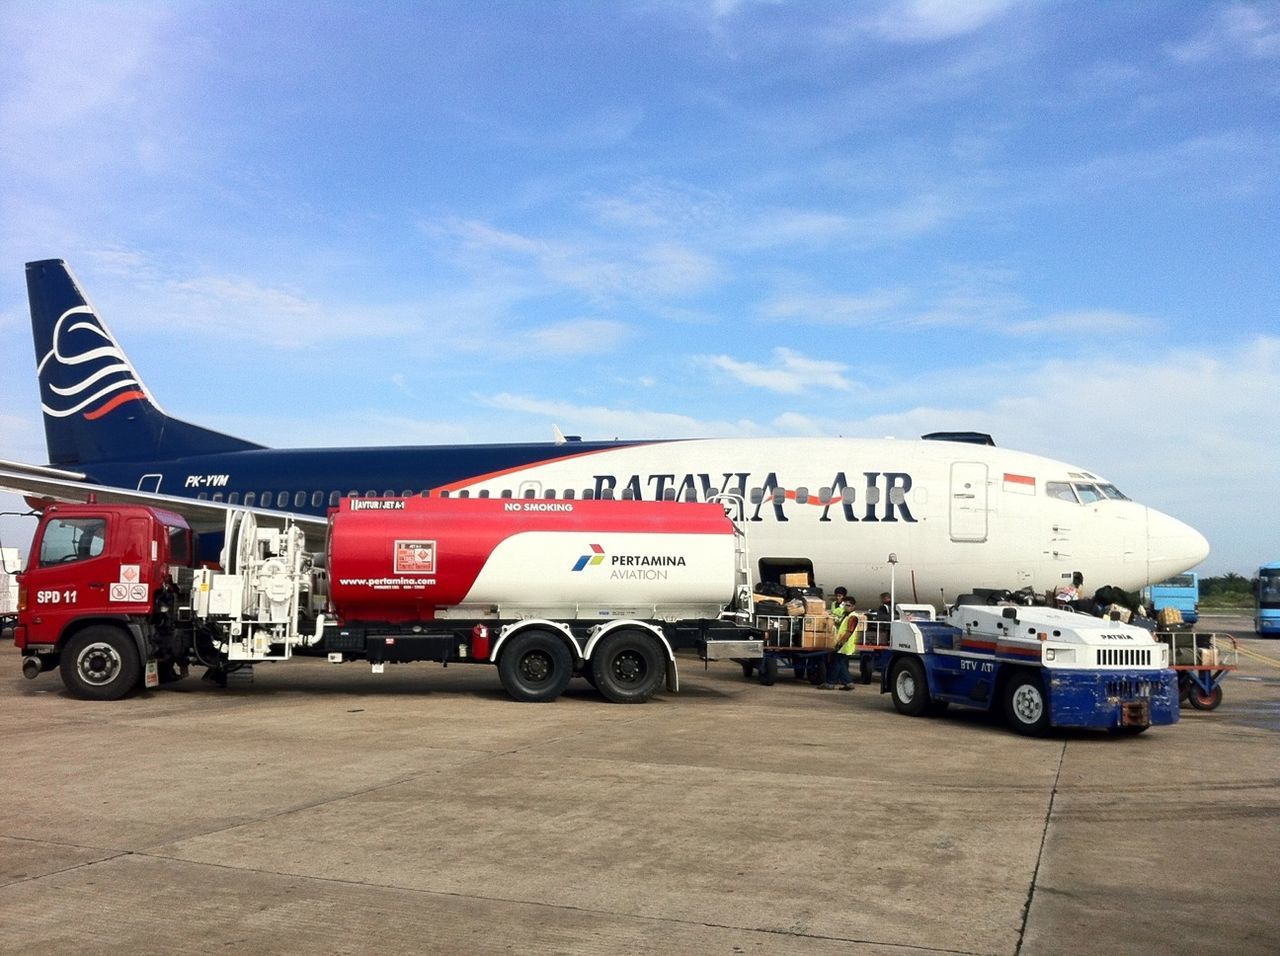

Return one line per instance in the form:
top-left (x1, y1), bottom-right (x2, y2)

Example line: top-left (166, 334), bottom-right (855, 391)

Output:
top-left (0, 0), bottom-right (1277, 576)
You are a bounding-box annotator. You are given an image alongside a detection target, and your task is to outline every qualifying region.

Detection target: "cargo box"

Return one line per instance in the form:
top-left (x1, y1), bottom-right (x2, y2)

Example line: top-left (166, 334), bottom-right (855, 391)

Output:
top-left (781, 571), bottom-right (812, 588)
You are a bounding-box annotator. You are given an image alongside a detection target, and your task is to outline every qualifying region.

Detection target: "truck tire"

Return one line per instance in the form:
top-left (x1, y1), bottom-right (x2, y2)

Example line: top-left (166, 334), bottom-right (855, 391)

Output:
top-left (1187, 683), bottom-right (1223, 711)
top-left (889, 657), bottom-right (930, 716)
top-left (1003, 671), bottom-right (1051, 736)
top-left (60, 626), bottom-right (142, 701)
top-left (498, 630), bottom-right (573, 703)
top-left (858, 655), bottom-right (874, 685)
top-left (759, 656), bottom-right (779, 686)
top-left (590, 630), bottom-right (665, 704)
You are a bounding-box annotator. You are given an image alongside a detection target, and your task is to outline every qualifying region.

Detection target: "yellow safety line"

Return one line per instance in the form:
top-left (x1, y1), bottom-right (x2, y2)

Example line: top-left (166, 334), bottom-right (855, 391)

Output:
top-left (1235, 645), bottom-right (1280, 667)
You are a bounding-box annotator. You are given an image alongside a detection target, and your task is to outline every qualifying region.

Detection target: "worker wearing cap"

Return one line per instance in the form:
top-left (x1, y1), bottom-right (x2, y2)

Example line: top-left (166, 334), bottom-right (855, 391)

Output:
top-left (820, 596), bottom-right (861, 690)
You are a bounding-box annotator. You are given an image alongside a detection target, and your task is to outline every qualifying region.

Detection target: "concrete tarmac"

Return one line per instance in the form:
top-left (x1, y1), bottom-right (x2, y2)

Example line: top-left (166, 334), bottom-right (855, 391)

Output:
top-left (2, 614), bottom-right (1276, 954)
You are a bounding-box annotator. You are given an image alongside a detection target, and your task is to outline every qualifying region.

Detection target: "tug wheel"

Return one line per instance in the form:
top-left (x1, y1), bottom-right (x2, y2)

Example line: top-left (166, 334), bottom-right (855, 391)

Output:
top-left (889, 657), bottom-right (930, 717)
top-left (1186, 683), bottom-right (1223, 711)
top-left (1003, 671), bottom-right (1051, 736)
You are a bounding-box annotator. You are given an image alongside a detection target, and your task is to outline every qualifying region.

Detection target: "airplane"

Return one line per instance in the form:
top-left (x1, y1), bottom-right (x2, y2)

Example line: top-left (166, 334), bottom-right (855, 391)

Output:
top-left (0, 258), bottom-right (1209, 604)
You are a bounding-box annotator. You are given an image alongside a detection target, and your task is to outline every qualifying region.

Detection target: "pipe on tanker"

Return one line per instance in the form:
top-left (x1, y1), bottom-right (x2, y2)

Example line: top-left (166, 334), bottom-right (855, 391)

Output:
top-left (21, 656), bottom-right (44, 680)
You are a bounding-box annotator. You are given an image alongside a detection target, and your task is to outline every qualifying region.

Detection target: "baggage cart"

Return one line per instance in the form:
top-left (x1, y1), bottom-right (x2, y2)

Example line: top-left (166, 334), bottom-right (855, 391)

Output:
top-left (1153, 631), bottom-right (1238, 711)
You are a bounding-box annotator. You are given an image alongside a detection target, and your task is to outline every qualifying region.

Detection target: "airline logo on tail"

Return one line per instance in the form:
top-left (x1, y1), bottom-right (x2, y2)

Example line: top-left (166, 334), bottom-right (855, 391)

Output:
top-left (37, 305), bottom-right (148, 421)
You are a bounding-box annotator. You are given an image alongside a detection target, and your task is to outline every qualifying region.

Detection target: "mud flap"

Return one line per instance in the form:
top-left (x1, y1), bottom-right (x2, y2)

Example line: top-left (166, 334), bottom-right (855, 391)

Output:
top-left (666, 658), bottom-right (679, 693)
top-left (144, 660), bottom-right (159, 689)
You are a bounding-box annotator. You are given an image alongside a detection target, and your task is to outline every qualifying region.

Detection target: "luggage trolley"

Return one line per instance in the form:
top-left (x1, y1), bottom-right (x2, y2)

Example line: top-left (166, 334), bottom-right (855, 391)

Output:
top-left (742, 614), bottom-right (833, 685)
top-left (1154, 631), bottom-right (1239, 711)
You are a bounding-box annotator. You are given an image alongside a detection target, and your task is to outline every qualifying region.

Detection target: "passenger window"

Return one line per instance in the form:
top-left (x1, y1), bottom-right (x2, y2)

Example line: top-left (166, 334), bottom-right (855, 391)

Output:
top-left (1046, 482), bottom-right (1078, 503)
top-left (212, 493), bottom-right (224, 502)
top-left (500, 489), bottom-right (512, 499)
top-left (276, 491), bottom-right (289, 508)
top-left (310, 491), bottom-right (322, 508)
top-left (329, 491), bottom-right (340, 507)
top-left (458, 490), bottom-right (470, 498)
top-left (38, 517), bottom-right (108, 567)
top-left (228, 492), bottom-right (240, 505)
top-left (544, 489), bottom-right (557, 499)
top-left (261, 491), bottom-right (272, 503)
top-left (196, 492), bottom-right (208, 500)
top-left (364, 490), bottom-right (376, 498)
top-left (562, 489), bottom-right (575, 500)
top-left (478, 489), bottom-right (490, 498)
top-left (243, 492), bottom-right (256, 506)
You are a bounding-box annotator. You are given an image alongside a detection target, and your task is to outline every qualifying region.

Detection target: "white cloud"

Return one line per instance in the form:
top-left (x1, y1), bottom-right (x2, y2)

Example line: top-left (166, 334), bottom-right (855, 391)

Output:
top-left (528, 319), bottom-right (630, 356)
top-left (865, 0), bottom-right (1020, 43)
top-left (1004, 309), bottom-right (1159, 338)
top-left (1168, 3), bottom-right (1280, 63)
top-left (700, 347), bottom-right (854, 394)
top-left (760, 288), bottom-right (909, 326)
top-left (426, 217), bottom-right (721, 302)
top-left (481, 393), bottom-right (765, 439)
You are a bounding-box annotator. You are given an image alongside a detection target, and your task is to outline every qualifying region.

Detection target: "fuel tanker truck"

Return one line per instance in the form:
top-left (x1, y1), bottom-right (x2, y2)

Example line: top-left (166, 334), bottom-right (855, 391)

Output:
top-left (11, 496), bottom-right (762, 703)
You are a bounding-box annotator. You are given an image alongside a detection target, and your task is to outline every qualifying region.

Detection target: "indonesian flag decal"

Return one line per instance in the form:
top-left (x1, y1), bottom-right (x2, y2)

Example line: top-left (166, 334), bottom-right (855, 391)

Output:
top-left (1002, 472), bottom-right (1036, 495)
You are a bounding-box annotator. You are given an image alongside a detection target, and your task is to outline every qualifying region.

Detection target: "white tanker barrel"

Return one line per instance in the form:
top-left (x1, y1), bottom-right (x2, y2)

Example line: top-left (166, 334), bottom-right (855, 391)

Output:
top-left (326, 497), bottom-right (741, 623)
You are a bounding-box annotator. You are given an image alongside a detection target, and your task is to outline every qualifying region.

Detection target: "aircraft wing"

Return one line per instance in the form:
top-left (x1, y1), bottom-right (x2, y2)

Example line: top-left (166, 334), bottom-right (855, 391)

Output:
top-left (0, 459), bottom-right (327, 543)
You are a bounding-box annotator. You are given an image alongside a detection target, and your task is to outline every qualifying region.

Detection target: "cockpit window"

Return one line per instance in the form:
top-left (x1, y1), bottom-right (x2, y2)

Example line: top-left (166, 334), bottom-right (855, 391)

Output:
top-left (1046, 481), bottom-right (1078, 503)
top-left (1097, 483), bottom-right (1129, 501)
top-left (1073, 483), bottom-right (1104, 504)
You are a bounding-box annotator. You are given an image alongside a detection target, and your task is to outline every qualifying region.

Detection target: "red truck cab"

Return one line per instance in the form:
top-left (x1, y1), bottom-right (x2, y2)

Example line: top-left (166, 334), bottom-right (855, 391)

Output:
top-left (15, 502), bottom-right (195, 699)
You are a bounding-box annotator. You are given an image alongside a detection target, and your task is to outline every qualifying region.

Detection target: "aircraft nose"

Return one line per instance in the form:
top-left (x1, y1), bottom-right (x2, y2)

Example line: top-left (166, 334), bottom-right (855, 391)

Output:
top-left (1146, 507), bottom-right (1210, 579)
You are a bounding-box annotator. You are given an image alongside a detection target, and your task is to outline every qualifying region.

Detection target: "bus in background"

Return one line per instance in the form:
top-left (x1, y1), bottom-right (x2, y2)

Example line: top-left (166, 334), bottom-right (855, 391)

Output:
top-left (1144, 572), bottom-right (1200, 625)
top-left (1256, 563), bottom-right (1280, 636)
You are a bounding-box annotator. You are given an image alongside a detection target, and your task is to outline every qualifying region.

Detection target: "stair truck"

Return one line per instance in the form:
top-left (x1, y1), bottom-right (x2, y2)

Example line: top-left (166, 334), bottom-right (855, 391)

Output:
top-left (876, 602), bottom-right (1179, 735)
top-left (11, 496), bottom-right (762, 703)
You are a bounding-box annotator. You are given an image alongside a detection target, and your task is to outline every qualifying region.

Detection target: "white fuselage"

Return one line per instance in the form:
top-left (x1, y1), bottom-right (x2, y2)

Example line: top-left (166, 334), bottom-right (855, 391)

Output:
top-left (436, 438), bottom-right (1208, 605)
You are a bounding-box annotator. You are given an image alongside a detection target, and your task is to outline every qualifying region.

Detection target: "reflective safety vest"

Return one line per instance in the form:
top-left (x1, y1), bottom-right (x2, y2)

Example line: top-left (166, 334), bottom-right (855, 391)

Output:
top-left (835, 612), bottom-right (864, 655)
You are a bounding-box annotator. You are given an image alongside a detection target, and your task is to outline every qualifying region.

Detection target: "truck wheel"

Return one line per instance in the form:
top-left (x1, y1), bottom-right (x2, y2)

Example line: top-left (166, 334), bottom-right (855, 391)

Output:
top-left (1187, 683), bottom-right (1223, 711)
top-left (889, 657), bottom-right (930, 716)
top-left (807, 658), bottom-right (828, 685)
top-left (759, 656), bottom-right (779, 686)
top-left (740, 660), bottom-right (756, 679)
top-left (591, 630), bottom-right (665, 704)
top-left (498, 631), bottom-right (573, 703)
top-left (1004, 671), bottom-right (1051, 736)
top-left (60, 626), bottom-right (141, 701)
top-left (858, 656), bottom-right (874, 685)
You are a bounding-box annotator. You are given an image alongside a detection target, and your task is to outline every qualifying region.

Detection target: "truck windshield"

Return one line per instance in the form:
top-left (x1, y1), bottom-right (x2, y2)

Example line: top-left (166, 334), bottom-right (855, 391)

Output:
top-left (38, 517), bottom-right (107, 567)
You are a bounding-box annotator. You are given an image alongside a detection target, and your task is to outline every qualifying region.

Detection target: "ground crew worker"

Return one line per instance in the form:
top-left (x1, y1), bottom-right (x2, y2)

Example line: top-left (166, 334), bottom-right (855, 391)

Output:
top-left (819, 596), bottom-right (861, 690)
top-left (830, 586), bottom-right (849, 624)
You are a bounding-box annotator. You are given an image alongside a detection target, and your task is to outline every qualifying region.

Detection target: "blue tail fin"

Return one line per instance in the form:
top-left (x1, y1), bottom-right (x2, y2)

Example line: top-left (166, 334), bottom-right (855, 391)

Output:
top-left (26, 259), bottom-right (264, 466)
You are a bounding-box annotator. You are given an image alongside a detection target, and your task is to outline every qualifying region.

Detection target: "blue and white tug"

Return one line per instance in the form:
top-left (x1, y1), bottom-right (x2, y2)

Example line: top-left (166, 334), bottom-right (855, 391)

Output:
top-left (878, 603), bottom-right (1179, 735)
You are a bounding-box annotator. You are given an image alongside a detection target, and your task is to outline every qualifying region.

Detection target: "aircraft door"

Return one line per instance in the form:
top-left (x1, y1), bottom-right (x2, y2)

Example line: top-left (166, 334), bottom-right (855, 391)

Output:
top-left (137, 473), bottom-right (162, 493)
top-left (949, 462), bottom-right (988, 543)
